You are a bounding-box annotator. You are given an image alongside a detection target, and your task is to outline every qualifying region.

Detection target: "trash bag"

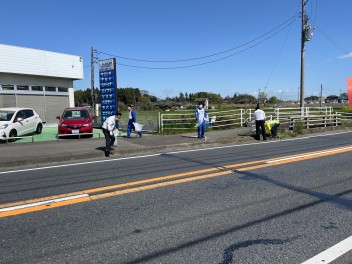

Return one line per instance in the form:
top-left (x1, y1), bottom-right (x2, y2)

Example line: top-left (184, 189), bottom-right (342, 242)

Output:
top-left (113, 129), bottom-right (119, 146)
top-left (133, 122), bottom-right (143, 132)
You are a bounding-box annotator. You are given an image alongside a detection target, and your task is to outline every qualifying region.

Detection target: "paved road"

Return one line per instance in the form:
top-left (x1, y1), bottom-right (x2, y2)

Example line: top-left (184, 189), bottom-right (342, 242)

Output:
top-left (0, 131), bottom-right (351, 263)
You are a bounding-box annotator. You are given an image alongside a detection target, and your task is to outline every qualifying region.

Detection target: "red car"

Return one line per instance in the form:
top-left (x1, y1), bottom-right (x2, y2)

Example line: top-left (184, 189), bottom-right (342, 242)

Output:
top-left (57, 107), bottom-right (94, 137)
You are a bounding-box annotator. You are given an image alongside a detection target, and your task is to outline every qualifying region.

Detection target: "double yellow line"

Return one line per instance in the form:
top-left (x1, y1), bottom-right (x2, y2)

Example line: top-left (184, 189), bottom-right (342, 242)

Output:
top-left (1, 145), bottom-right (351, 218)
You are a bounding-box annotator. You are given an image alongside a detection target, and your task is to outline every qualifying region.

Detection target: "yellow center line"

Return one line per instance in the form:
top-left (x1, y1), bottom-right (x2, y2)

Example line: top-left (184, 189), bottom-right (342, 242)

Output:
top-left (237, 146), bottom-right (352, 171)
top-left (83, 167), bottom-right (219, 194)
top-left (1, 144), bottom-right (352, 218)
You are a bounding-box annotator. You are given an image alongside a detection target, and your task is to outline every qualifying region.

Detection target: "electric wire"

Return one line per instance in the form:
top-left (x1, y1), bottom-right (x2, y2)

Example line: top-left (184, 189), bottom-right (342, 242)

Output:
top-left (264, 5), bottom-right (301, 92)
top-left (315, 25), bottom-right (349, 54)
top-left (263, 15), bottom-right (294, 92)
top-left (97, 18), bottom-right (298, 70)
top-left (96, 14), bottom-right (299, 63)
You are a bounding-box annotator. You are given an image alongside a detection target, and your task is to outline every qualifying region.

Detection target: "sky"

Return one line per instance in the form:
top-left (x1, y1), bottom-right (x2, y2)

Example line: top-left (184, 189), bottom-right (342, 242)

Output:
top-left (0, 0), bottom-right (351, 100)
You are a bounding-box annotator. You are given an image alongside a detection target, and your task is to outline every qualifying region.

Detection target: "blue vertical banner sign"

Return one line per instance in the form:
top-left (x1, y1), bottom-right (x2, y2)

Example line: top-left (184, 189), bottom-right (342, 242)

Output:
top-left (99, 58), bottom-right (117, 124)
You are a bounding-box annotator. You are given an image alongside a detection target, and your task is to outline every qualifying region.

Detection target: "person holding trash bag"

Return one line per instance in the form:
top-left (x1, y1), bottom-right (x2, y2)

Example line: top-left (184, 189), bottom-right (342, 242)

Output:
top-left (253, 106), bottom-right (267, 140)
top-left (102, 112), bottom-right (121, 157)
top-left (195, 103), bottom-right (208, 141)
top-left (127, 104), bottom-right (142, 138)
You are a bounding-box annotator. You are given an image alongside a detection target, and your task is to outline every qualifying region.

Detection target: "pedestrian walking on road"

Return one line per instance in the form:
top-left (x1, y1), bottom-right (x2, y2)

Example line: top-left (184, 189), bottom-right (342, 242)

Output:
top-left (253, 106), bottom-right (267, 140)
top-left (195, 103), bottom-right (208, 141)
top-left (127, 104), bottom-right (142, 138)
top-left (102, 113), bottom-right (121, 157)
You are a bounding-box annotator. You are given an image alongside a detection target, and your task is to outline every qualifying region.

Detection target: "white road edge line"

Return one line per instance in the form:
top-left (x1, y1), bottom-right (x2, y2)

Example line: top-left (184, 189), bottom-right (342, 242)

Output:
top-left (0, 194), bottom-right (89, 212)
top-left (266, 146), bottom-right (352, 163)
top-left (301, 235), bottom-right (352, 264)
top-left (0, 131), bottom-right (351, 175)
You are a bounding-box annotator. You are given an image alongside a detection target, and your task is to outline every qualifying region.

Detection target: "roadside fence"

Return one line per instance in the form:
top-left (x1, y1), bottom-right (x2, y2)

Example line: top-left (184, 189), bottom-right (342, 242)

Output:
top-left (336, 112), bottom-right (352, 121)
top-left (160, 107), bottom-right (335, 133)
top-left (160, 109), bottom-right (245, 133)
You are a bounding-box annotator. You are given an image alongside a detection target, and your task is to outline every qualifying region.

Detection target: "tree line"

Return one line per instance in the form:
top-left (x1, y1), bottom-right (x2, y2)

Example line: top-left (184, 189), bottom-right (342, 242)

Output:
top-left (75, 87), bottom-right (342, 107)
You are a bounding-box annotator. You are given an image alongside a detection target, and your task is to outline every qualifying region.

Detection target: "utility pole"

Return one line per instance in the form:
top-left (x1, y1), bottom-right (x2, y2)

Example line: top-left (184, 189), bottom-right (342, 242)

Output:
top-left (320, 83), bottom-right (323, 108)
top-left (300, 0), bottom-right (313, 116)
top-left (90, 47), bottom-right (96, 118)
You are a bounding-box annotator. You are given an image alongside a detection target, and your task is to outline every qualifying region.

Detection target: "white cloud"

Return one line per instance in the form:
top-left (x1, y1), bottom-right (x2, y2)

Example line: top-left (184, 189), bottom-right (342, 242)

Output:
top-left (337, 52), bottom-right (352, 59)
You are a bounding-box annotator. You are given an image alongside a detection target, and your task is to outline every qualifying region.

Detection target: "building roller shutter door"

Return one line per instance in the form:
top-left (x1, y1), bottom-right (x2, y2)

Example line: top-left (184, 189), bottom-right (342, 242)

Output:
top-left (45, 95), bottom-right (69, 124)
top-left (0, 94), bottom-right (16, 108)
top-left (16, 95), bottom-right (45, 121)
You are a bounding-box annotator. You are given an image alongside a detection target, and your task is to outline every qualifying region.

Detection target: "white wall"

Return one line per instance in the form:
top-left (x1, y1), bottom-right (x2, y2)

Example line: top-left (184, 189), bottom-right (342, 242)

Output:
top-left (0, 44), bottom-right (83, 80)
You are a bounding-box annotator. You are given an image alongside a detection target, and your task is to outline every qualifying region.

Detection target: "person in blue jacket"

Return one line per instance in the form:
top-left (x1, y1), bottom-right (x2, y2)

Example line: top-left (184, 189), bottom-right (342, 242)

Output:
top-left (127, 104), bottom-right (142, 138)
top-left (195, 102), bottom-right (208, 141)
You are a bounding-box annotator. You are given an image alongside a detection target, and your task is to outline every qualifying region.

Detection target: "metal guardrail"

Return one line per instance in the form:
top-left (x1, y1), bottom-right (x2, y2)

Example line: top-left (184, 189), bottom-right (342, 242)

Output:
top-left (1, 135), bottom-right (34, 144)
top-left (56, 132), bottom-right (101, 141)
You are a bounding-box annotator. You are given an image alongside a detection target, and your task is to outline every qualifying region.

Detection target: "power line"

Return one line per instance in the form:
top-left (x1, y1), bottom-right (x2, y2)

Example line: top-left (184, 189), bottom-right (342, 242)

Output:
top-left (96, 18), bottom-right (298, 70)
top-left (263, 14), bottom-right (295, 91)
top-left (264, 6), bottom-right (301, 92)
top-left (96, 14), bottom-right (299, 63)
top-left (315, 25), bottom-right (349, 54)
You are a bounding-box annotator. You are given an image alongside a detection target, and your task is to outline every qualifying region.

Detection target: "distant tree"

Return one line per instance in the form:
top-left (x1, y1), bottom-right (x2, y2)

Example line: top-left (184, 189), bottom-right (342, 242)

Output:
top-left (305, 95), bottom-right (319, 101)
top-left (74, 88), bottom-right (99, 107)
top-left (193, 92), bottom-right (223, 104)
top-left (185, 92), bottom-right (189, 102)
top-left (268, 96), bottom-right (279, 104)
top-left (117, 87), bottom-right (142, 105)
top-left (234, 93), bottom-right (256, 104)
top-left (149, 95), bottom-right (158, 103)
top-left (140, 90), bottom-right (149, 96)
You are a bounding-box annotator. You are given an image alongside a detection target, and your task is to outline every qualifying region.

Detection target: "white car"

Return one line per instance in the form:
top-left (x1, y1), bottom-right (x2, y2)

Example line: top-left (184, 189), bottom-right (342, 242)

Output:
top-left (0, 107), bottom-right (43, 141)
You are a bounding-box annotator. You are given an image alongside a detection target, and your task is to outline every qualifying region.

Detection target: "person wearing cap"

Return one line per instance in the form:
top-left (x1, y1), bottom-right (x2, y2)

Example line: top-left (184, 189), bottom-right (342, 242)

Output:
top-left (127, 104), bottom-right (142, 138)
top-left (102, 112), bottom-right (121, 157)
top-left (253, 106), bottom-right (267, 140)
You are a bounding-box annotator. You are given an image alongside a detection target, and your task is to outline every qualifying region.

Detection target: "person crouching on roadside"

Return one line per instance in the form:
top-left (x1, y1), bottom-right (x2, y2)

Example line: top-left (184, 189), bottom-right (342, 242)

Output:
top-left (102, 113), bottom-right (121, 157)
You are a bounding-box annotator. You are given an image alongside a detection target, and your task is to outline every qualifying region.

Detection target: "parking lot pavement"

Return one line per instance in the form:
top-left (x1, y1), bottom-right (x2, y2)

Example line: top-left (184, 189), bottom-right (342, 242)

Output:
top-left (0, 127), bottom-right (253, 168)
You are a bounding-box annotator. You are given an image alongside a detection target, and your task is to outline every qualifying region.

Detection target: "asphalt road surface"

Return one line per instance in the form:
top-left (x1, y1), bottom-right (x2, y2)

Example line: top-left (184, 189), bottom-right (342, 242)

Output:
top-left (1, 131), bottom-right (351, 264)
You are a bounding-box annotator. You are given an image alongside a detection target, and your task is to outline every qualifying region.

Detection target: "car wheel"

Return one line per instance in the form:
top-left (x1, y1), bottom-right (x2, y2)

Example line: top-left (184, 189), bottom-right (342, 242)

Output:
top-left (9, 129), bottom-right (17, 142)
top-left (35, 123), bottom-right (43, 134)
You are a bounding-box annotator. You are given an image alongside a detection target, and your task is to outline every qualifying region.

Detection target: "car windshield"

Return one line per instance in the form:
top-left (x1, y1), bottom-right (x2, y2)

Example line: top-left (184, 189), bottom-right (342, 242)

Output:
top-left (0, 111), bottom-right (15, 121)
top-left (62, 110), bottom-right (89, 119)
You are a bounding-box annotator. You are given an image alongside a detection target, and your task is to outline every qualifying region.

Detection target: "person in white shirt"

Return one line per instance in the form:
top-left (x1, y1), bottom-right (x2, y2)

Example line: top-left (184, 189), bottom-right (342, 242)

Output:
top-left (102, 113), bottom-right (121, 157)
top-left (195, 103), bottom-right (208, 140)
top-left (253, 106), bottom-right (267, 140)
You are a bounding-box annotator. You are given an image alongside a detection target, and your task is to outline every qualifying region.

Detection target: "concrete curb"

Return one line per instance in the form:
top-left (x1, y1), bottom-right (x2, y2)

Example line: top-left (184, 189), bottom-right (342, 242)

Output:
top-left (0, 136), bottom-right (254, 168)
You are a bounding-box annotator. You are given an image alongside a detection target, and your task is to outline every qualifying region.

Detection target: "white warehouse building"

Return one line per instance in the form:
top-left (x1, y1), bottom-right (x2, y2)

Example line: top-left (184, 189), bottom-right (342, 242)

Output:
top-left (0, 44), bottom-right (83, 123)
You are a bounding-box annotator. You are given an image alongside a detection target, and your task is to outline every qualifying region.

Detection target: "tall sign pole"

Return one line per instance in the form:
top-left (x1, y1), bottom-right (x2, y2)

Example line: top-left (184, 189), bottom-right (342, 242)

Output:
top-left (91, 47), bottom-right (96, 116)
top-left (99, 58), bottom-right (118, 124)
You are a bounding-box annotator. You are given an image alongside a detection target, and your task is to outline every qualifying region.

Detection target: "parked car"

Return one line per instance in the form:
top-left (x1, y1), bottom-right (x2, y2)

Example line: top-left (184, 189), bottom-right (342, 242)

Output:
top-left (0, 107), bottom-right (43, 141)
top-left (57, 107), bottom-right (94, 137)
